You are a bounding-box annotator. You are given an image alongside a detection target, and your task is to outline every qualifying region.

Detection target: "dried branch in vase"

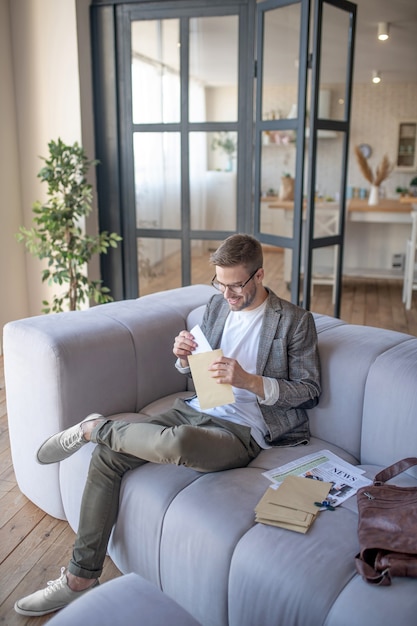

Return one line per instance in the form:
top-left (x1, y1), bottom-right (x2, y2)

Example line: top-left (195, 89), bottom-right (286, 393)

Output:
top-left (354, 146), bottom-right (393, 186)
top-left (354, 146), bottom-right (373, 183)
top-left (374, 154), bottom-right (394, 186)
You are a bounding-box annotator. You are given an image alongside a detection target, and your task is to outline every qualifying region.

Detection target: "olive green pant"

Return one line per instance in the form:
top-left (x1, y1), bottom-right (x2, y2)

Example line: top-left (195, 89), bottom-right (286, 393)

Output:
top-left (68, 398), bottom-right (261, 579)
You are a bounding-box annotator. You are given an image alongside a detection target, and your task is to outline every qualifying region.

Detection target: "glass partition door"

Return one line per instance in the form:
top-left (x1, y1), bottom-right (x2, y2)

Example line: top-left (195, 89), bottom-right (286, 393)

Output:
top-left (115, 2), bottom-right (254, 297)
top-left (91, 0), bottom-right (356, 315)
top-left (303, 0), bottom-right (356, 315)
top-left (254, 0), bottom-right (310, 304)
top-left (254, 0), bottom-right (356, 314)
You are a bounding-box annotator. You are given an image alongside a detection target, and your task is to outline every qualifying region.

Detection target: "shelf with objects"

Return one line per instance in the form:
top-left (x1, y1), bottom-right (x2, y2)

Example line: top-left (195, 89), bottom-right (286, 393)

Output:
top-left (395, 121), bottom-right (417, 172)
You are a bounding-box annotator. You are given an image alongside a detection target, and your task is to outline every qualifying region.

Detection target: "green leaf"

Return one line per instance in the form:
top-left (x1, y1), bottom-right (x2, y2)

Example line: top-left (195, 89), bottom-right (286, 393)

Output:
top-left (16, 138), bottom-right (121, 313)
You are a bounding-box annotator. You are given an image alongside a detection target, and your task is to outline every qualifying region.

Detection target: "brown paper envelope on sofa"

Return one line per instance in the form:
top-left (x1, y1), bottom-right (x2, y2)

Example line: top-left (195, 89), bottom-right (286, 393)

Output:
top-left (188, 349), bottom-right (234, 410)
top-left (255, 488), bottom-right (314, 530)
top-left (255, 516), bottom-right (314, 534)
top-left (272, 475), bottom-right (332, 514)
top-left (255, 477), bottom-right (332, 532)
top-left (256, 502), bottom-right (313, 526)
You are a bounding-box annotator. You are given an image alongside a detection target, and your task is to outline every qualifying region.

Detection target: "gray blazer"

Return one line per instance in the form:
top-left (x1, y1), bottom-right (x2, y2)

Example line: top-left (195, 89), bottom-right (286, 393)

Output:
top-left (200, 289), bottom-right (321, 446)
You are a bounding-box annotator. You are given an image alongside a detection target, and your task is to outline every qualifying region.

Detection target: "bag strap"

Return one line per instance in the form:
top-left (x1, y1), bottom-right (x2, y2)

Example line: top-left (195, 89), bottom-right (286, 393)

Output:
top-left (374, 457), bottom-right (417, 485)
top-left (355, 555), bottom-right (391, 586)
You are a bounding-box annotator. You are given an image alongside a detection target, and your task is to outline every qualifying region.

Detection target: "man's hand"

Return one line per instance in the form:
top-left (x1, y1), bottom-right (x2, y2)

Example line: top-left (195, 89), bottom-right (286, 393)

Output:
top-left (173, 330), bottom-right (197, 367)
top-left (208, 356), bottom-right (265, 399)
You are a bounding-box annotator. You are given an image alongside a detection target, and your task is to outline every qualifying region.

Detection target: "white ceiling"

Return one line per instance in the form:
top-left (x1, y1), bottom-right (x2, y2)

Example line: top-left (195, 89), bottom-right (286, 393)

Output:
top-left (352, 0), bottom-right (417, 84)
top-left (192, 0), bottom-right (417, 86)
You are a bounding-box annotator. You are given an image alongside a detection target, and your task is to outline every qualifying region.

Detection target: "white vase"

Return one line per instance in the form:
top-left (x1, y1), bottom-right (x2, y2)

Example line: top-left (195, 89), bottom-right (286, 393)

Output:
top-left (368, 185), bottom-right (379, 206)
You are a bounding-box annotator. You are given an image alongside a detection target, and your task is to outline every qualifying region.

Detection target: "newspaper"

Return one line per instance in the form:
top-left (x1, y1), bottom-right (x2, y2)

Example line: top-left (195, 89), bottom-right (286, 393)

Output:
top-left (262, 449), bottom-right (372, 507)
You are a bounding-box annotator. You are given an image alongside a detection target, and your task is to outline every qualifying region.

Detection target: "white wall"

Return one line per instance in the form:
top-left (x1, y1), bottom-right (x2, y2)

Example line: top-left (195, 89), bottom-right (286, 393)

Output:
top-left (0, 0), bottom-right (96, 352)
top-left (0, 0), bottom-right (29, 351)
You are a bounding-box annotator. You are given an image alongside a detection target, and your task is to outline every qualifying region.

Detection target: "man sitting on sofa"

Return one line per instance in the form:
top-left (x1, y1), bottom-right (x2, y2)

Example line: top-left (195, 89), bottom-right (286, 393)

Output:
top-left (15, 233), bottom-right (321, 617)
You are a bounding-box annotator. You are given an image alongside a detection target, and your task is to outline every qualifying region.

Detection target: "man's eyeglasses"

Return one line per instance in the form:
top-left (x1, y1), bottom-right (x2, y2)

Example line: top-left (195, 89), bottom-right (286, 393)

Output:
top-left (211, 268), bottom-right (260, 294)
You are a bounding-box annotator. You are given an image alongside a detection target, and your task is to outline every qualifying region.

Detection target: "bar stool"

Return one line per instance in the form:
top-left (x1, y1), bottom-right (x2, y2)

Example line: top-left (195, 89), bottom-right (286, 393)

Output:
top-left (402, 205), bottom-right (417, 310)
top-left (311, 206), bottom-right (339, 304)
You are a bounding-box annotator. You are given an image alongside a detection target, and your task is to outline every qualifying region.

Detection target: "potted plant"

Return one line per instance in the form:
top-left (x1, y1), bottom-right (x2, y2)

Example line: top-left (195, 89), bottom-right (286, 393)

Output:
top-left (396, 186), bottom-right (408, 198)
top-left (211, 131), bottom-right (237, 171)
top-left (17, 138), bottom-right (122, 313)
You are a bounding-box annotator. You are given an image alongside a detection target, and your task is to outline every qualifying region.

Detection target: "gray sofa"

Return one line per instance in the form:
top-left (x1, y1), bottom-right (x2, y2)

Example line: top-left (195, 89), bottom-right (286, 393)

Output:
top-left (4, 285), bottom-right (417, 626)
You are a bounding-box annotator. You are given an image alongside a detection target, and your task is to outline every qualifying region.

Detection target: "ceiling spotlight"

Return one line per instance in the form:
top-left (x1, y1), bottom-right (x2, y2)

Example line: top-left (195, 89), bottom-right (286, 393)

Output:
top-left (378, 22), bottom-right (389, 41)
top-left (372, 70), bottom-right (381, 84)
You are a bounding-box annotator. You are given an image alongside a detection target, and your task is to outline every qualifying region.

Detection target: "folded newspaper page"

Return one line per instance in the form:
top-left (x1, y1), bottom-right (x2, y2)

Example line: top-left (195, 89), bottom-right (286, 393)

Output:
top-left (262, 449), bottom-right (372, 507)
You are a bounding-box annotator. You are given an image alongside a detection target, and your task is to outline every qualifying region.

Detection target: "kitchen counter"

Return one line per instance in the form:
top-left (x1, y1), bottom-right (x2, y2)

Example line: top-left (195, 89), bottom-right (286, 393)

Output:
top-left (260, 197), bottom-right (414, 279)
top-left (265, 197), bottom-right (413, 213)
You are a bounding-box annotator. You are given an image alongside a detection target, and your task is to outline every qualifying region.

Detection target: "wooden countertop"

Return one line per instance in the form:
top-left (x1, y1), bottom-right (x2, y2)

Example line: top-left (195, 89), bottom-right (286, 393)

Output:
top-left (348, 198), bottom-right (413, 213)
top-left (263, 197), bottom-right (415, 213)
top-left (262, 198), bottom-right (336, 210)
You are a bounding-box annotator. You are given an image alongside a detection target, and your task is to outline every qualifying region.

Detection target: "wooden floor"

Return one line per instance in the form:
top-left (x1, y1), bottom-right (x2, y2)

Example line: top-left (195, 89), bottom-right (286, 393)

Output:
top-left (0, 357), bottom-right (121, 626)
top-left (141, 246), bottom-right (417, 336)
top-left (1, 250), bottom-right (416, 623)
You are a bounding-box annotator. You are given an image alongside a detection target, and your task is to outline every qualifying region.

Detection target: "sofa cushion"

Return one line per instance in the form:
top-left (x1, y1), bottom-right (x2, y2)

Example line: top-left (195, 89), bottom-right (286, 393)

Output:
top-left (47, 573), bottom-right (201, 626)
top-left (360, 338), bottom-right (417, 470)
top-left (307, 323), bottom-right (414, 460)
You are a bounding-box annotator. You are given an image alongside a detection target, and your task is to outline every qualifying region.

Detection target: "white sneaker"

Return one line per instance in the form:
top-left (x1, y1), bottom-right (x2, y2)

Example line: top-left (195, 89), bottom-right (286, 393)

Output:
top-left (36, 414), bottom-right (104, 465)
top-left (14, 567), bottom-right (99, 616)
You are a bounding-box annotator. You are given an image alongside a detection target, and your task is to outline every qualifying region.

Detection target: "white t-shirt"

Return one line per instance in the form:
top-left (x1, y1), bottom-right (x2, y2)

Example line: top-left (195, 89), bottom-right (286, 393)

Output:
top-left (185, 300), bottom-right (278, 448)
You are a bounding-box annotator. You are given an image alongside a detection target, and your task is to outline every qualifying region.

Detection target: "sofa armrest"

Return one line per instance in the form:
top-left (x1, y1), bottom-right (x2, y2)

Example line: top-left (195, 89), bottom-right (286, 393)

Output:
top-left (4, 285), bottom-right (214, 518)
top-left (4, 307), bottom-right (139, 518)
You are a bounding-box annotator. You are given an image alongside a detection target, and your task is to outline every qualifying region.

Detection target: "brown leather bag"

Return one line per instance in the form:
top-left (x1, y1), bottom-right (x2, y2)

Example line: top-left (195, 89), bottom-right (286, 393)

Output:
top-left (355, 457), bottom-right (417, 585)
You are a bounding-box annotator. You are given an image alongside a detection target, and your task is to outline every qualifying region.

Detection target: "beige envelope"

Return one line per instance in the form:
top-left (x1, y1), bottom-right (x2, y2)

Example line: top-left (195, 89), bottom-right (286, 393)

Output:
top-left (256, 502), bottom-right (313, 525)
top-left (271, 475), bottom-right (332, 514)
top-left (188, 349), bottom-right (234, 410)
top-left (255, 476), bottom-right (332, 533)
top-left (255, 516), bottom-right (314, 534)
